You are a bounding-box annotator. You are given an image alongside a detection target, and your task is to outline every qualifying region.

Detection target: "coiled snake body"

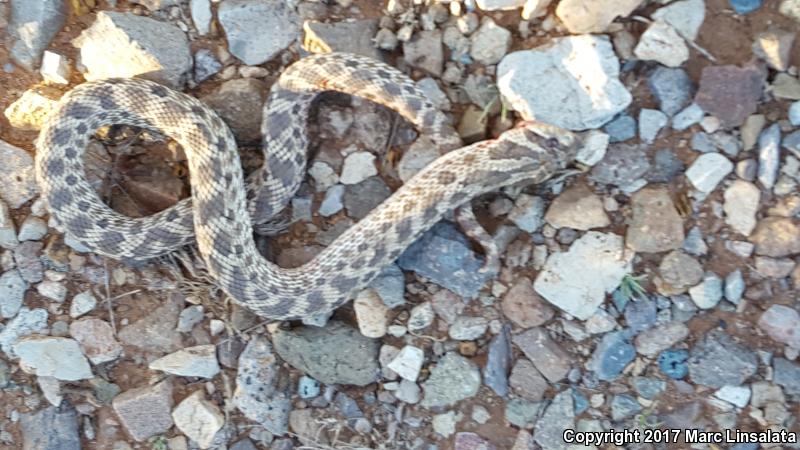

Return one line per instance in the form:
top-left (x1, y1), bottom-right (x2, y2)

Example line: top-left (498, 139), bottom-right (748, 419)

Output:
top-left (35, 52), bottom-right (579, 320)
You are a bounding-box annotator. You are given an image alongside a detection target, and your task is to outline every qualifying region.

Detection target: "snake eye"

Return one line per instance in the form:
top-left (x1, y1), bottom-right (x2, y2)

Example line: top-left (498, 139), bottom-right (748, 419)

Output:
top-left (545, 137), bottom-right (561, 149)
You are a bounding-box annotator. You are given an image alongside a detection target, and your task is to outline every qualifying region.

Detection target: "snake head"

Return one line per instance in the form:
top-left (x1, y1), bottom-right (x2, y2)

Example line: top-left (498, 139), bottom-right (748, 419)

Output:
top-left (497, 120), bottom-right (582, 167)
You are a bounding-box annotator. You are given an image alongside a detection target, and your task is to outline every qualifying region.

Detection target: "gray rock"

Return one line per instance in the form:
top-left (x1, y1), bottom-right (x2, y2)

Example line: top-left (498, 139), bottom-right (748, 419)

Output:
top-left (203, 78), bottom-right (267, 143)
top-left (509, 358), bottom-right (548, 401)
top-left (633, 377), bottom-right (666, 399)
top-left (0, 200), bottom-right (18, 249)
top-left (534, 232), bottom-right (632, 320)
top-left (626, 187), bottom-right (684, 253)
top-left (190, 0), bottom-right (212, 35)
top-left (634, 321), bottom-right (689, 357)
top-left (8, 0), bottom-right (66, 70)
top-left (117, 293), bottom-right (183, 354)
top-left (588, 330), bottom-right (635, 381)
top-left (449, 316), bottom-right (488, 340)
top-left (273, 321), bottom-right (379, 386)
top-left (469, 17), bottom-right (511, 65)
top-left (724, 269), bottom-right (745, 304)
top-left (36, 280), bottom-right (66, 303)
top-left (0, 269), bottom-right (26, 318)
top-left (508, 194), bottom-right (546, 232)
top-left (639, 109), bottom-right (668, 143)
top-left (687, 330), bottom-right (758, 388)
top-left (177, 305), bottom-right (204, 332)
top-left (14, 336), bottom-right (93, 381)
top-left (603, 114), bottom-right (637, 142)
top-left (420, 352), bottom-right (481, 408)
top-left (757, 123), bottom-right (781, 190)
top-left (611, 394), bottom-right (642, 420)
top-left (758, 305), bottom-right (800, 349)
top-left (20, 405), bottom-right (81, 450)
top-left (501, 278), bottom-right (554, 328)
top-left (219, 0), bottom-right (300, 66)
top-left (483, 325), bottom-right (512, 396)
top-left (403, 30), bottom-right (444, 76)
top-left (682, 226), bottom-right (708, 256)
top-left (343, 177), bottom-right (391, 220)
top-left (398, 222), bottom-right (493, 299)
top-left (172, 391), bottom-right (225, 449)
top-left (113, 380), bottom-right (174, 442)
top-left (648, 67), bottom-right (694, 116)
top-left (657, 250), bottom-right (703, 295)
top-left (497, 35), bottom-right (631, 130)
top-left (634, 20), bottom-right (689, 68)
top-left (651, 0), bottom-right (705, 41)
top-left (512, 327), bottom-right (571, 382)
top-left (506, 398), bottom-right (541, 429)
top-left (533, 389), bottom-right (574, 450)
top-left (773, 358), bottom-right (800, 395)
top-left (319, 184), bottom-right (345, 217)
top-left (686, 153), bottom-right (733, 193)
top-left (408, 301), bottom-right (435, 332)
top-left (0, 307), bottom-right (48, 357)
top-left (17, 216), bottom-right (47, 241)
top-left (671, 103), bottom-right (705, 130)
top-left (233, 336), bottom-right (291, 435)
top-left (369, 264), bottom-right (405, 308)
top-left (193, 49), bottom-right (222, 83)
top-left (590, 144), bottom-right (650, 187)
top-left (303, 19), bottom-right (381, 60)
top-left (555, 0), bottom-right (643, 33)
top-left (73, 12), bottom-right (192, 89)
top-left (646, 147), bottom-right (684, 182)
top-left (0, 140), bottom-right (39, 209)
top-left (625, 298), bottom-right (657, 332)
top-left (14, 241), bottom-right (43, 283)
top-left (69, 317), bottom-right (123, 364)
top-left (149, 345), bottom-right (220, 378)
top-left (781, 130), bottom-right (800, 153)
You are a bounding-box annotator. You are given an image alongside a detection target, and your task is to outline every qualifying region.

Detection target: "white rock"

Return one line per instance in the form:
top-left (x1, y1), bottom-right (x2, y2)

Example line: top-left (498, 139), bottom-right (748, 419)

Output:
top-left (508, 194), bottom-right (546, 232)
top-left (534, 232), bottom-right (634, 320)
top-left (36, 280), bottom-right (67, 303)
top-left (724, 269), bottom-right (745, 304)
top-left (318, 184), bottom-right (344, 217)
top-left (0, 201), bottom-right (18, 249)
top-left (17, 216), bottom-right (47, 241)
top-left (72, 11), bottom-right (192, 89)
top-left (190, 0), bottom-right (212, 35)
top-left (789, 101), bottom-right (800, 126)
top-left (40, 51), bottom-right (70, 84)
top-left (408, 301), bottom-right (435, 332)
top-left (497, 35), bottom-right (632, 131)
top-left (14, 336), bottom-right (93, 381)
top-left (448, 316), bottom-right (488, 340)
top-left (651, 0), bottom-right (706, 41)
top-left (714, 385), bottom-right (751, 408)
top-left (354, 289), bottom-right (389, 338)
top-left (576, 130), bottom-right (609, 166)
top-left (340, 152), bottom-right (377, 185)
top-left (522, 0), bottom-right (551, 19)
top-left (387, 345), bottom-right (425, 382)
top-left (757, 124), bottom-right (781, 190)
top-left (172, 391), bottom-right (225, 449)
top-left (149, 345), bottom-right (221, 378)
top-left (0, 270), bottom-right (26, 318)
top-left (69, 291), bottom-right (97, 318)
top-left (38, 376), bottom-right (63, 406)
top-left (555, 0), bottom-right (643, 34)
top-left (218, 0), bottom-right (300, 66)
top-left (689, 272), bottom-right (723, 309)
top-left (308, 161), bottom-right (339, 192)
top-left (723, 180), bottom-right (760, 236)
top-left (686, 153), bottom-right (733, 193)
top-left (639, 108), bottom-right (668, 143)
top-left (476, 0), bottom-right (526, 10)
top-left (634, 21), bottom-right (689, 68)
top-left (0, 140), bottom-right (39, 209)
top-left (469, 18), bottom-right (511, 65)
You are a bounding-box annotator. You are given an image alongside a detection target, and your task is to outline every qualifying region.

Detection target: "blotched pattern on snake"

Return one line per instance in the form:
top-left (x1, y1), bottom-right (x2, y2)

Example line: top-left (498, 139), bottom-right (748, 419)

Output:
top-left (35, 52), bottom-right (580, 320)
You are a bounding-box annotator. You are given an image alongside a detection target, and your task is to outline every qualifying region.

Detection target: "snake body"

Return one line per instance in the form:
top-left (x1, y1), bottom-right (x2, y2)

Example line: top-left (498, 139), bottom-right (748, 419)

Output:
top-left (35, 52), bottom-right (579, 320)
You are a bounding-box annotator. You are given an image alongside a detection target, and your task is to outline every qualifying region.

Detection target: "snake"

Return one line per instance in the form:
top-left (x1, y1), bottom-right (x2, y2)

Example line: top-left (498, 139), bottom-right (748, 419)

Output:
top-left (35, 52), bottom-right (580, 320)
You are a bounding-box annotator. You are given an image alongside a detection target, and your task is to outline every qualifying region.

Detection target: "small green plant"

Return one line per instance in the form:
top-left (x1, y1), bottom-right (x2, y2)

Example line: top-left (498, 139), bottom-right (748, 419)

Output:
top-left (619, 273), bottom-right (648, 301)
top-left (478, 86), bottom-right (510, 125)
top-left (636, 401), bottom-right (663, 429)
top-left (150, 436), bottom-right (168, 450)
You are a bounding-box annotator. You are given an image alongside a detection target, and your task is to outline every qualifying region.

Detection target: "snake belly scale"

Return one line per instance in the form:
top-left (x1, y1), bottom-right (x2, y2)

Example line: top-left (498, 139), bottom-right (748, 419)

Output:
top-left (35, 52), bottom-right (579, 320)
